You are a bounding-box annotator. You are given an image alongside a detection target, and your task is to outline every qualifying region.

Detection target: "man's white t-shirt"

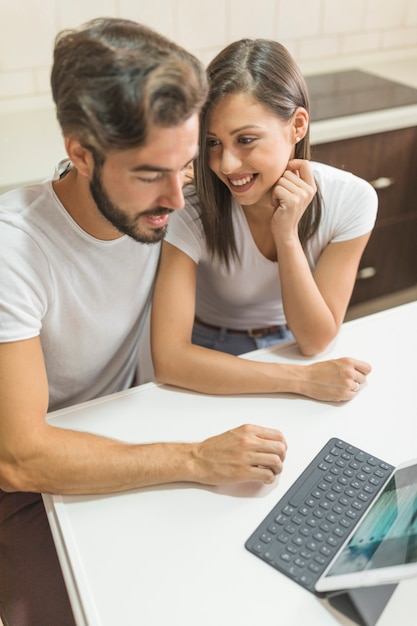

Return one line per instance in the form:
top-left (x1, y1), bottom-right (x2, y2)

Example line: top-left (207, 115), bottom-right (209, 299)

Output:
top-left (0, 161), bottom-right (160, 410)
top-left (165, 161), bottom-right (378, 330)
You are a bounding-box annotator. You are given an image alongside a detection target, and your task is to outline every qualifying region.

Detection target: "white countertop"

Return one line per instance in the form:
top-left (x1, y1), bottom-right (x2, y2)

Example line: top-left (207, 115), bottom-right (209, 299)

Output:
top-left (1, 47), bottom-right (417, 191)
top-left (43, 302), bottom-right (417, 626)
top-left (306, 49), bottom-right (417, 144)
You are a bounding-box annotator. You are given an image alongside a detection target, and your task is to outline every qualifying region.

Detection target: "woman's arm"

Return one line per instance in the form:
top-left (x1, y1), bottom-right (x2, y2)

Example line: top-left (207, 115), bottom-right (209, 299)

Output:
top-left (277, 234), bottom-right (371, 355)
top-left (270, 159), bottom-right (373, 355)
top-left (151, 241), bottom-right (371, 401)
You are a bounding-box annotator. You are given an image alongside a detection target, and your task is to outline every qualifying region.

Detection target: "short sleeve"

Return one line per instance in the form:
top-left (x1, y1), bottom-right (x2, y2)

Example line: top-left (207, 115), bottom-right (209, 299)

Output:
top-left (165, 186), bottom-right (206, 263)
top-left (0, 222), bottom-right (51, 341)
top-left (312, 162), bottom-right (378, 244)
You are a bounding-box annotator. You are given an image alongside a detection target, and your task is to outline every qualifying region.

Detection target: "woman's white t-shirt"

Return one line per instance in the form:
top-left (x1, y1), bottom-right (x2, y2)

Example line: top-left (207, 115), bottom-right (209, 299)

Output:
top-left (165, 161), bottom-right (378, 330)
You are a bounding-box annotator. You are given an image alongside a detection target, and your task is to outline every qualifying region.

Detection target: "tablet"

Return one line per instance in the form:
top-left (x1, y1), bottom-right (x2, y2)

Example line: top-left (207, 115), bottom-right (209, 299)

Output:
top-left (315, 456), bottom-right (417, 592)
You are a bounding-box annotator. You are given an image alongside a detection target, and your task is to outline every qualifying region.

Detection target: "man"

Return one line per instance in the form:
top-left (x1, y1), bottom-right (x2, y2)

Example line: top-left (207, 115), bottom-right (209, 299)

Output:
top-left (0, 18), bottom-right (287, 625)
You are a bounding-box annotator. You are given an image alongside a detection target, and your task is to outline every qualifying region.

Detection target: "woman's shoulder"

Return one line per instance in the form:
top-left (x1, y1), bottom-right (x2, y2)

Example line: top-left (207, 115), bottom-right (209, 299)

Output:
top-left (311, 160), bottom-right (377, 204)
top-left (310, 161), bottom-right (377, 239)
top-left (311, 160), bottom-right (373, 190)
top-left (310, 160), bottom-right (355, 182)
top-left (165, 184), bottom-right (205, 249)
top-left (183, 184), bottom-right (202, 210)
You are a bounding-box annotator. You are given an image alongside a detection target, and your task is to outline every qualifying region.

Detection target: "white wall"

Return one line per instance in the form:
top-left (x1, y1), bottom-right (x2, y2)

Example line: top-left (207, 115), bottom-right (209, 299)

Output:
top-left (0, 0), bottom-right (417, 107)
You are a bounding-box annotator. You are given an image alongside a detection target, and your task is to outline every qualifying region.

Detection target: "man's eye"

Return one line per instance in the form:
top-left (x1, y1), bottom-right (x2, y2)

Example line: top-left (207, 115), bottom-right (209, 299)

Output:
top-left (137, 174), bottom-right (163, 183)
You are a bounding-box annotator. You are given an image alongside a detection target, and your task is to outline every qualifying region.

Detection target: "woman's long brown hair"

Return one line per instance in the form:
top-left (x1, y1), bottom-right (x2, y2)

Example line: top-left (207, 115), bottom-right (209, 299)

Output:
top-left (194, 38), bottom-right (322, 268)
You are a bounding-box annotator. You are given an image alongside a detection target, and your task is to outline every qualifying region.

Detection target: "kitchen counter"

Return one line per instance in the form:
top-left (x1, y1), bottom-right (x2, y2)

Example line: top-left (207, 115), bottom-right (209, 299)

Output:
top-left (1, 47), bottom-right (417, 191)
top-left (305, 50), bottom-right (417, 144)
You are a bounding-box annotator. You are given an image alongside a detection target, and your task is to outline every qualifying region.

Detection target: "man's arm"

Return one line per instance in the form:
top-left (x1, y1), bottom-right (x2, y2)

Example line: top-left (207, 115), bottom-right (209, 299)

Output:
top-left (0, 337), bottom-right (287, 494)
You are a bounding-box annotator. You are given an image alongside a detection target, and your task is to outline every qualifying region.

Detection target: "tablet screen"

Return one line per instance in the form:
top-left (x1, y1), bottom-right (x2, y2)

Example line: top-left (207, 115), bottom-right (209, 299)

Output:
top-left (323, 463), bottom-right (417, 578)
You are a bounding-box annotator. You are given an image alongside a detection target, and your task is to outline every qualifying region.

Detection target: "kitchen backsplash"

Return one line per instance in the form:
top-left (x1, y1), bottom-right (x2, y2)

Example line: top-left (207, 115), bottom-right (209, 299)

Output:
top-left (0, 0), bottom-right (416, 107)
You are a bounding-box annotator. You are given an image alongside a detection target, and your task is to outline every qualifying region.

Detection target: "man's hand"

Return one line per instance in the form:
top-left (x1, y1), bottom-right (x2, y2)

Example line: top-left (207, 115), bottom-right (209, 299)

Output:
top-left (191, 424), bottom-right (287, 485)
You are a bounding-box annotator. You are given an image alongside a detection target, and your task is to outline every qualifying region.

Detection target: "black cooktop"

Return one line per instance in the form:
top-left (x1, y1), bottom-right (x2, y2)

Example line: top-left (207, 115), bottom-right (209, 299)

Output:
top-left (305, 69), bottom-right (417, 121)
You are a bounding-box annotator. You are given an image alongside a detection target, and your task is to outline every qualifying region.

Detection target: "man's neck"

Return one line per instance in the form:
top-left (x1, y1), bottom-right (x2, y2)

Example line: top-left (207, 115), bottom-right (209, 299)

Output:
top-left (52, 167), bottom-right (122, 241)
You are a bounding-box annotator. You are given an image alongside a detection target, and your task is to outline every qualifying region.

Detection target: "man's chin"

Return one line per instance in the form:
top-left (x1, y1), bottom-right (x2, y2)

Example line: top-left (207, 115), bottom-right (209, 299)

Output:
top-left (127, 224), bottom-right (167, 244)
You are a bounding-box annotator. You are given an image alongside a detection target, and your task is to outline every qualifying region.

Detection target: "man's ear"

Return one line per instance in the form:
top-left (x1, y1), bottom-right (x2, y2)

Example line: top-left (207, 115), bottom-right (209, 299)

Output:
top-left (64, 137), bottom-right (95, 177)
top-left (293, 107), bottom-right (309, 142)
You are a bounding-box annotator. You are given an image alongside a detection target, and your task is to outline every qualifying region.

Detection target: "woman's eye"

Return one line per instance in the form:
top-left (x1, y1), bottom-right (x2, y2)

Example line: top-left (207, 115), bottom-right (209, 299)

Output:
top-left (239, 136), bottom-right (256, 144)
top-left (206, 138), bottom-right (220, 148)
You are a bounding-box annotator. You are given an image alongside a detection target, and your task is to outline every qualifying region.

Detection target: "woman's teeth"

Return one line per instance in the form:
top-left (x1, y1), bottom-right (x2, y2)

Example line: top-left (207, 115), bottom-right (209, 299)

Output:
top-left (229, 175), bottom-right (254, 186)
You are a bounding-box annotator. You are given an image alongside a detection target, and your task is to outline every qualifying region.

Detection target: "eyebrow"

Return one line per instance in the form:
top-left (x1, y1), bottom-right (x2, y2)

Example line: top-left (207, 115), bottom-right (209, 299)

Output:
top-left (130, 164), bottom-right (171, 173)
top-left (207, 124), bottom-right (263, 137)
top-left (129, 155), bottom-right (197, 174)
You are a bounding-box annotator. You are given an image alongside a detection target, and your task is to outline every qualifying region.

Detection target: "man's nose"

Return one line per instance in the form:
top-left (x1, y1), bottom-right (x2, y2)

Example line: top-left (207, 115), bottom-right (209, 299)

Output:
top-left (158, 173), bottom-right (185, 211)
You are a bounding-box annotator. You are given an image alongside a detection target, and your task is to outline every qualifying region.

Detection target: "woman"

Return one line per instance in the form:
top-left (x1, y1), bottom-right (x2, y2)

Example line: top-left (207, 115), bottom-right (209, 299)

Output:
top-left (151, 39), bottom-right (376, 401)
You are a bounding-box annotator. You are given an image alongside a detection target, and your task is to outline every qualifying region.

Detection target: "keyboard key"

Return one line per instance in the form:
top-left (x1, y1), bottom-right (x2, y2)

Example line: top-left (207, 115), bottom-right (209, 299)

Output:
top-left (267, 524), bottom-right (279, 534)
top-left (285, 524), bottom-right (296, 534)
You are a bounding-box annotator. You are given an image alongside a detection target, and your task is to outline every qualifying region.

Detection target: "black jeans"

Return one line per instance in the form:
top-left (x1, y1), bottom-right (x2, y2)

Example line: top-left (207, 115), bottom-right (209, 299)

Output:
top-left (0, 490), bottom-right (75, 626)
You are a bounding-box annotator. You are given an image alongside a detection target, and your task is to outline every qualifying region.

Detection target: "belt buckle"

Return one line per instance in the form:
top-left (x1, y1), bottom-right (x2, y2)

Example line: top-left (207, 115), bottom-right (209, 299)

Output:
top-left (247, 328), bottom-right (265, 338)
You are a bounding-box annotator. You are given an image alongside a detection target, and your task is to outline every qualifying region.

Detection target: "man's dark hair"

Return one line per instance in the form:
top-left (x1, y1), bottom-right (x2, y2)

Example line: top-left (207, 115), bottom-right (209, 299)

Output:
top-left (51, 18), bottom-right (208, 159)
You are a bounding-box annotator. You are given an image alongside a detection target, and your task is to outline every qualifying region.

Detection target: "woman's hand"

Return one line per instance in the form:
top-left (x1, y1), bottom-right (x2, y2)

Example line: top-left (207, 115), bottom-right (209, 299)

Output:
top-left (295, 357), bottom-right (372, 402)
top-left (270, 159), bottom-right (317, 240)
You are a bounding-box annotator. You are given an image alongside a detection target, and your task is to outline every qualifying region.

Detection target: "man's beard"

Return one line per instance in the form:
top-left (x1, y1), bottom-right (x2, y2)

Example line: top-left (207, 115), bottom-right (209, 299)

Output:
top-left (89, 165), bottom-right (173, 244)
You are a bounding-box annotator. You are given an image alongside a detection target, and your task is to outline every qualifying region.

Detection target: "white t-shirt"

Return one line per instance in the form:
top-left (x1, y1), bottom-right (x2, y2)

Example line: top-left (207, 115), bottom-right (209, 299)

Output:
top-left (165, 161), bottom-right (378, 329)
top-left (0, 161), bottom-right (160, 410)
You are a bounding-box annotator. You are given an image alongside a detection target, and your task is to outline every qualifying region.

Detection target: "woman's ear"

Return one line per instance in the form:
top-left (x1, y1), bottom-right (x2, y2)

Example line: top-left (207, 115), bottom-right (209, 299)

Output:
top-left (293, 107), bottom-right (309, 143)
top-left (64, 137), bottom-right (95, 178)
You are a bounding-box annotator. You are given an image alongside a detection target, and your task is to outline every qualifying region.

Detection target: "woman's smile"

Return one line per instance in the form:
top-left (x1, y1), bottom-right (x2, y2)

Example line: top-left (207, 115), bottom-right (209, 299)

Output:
top-left (227, 173), bottom-right (258, 192)
top-left (207, 92), bottom-right (294, 207)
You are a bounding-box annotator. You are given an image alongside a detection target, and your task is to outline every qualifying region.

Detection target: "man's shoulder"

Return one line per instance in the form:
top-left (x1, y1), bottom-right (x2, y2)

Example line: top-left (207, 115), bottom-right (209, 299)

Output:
top-left (0, 181), bottom-right (52, 221)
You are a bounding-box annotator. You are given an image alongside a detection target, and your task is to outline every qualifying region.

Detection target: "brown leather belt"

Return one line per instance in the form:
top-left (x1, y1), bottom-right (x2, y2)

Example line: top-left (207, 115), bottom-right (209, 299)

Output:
top-left (194, 316), bottom-right (287, 339)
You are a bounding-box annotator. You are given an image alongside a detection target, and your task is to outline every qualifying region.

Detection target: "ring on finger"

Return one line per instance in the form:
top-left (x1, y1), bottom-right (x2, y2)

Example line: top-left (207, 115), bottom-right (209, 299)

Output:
top-left (353, 381), bottom-right (360, 392)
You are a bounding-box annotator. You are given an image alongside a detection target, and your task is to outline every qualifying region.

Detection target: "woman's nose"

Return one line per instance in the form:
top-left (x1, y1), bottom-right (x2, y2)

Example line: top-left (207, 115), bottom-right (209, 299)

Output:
top-left (219, 149), bottom-right (242, 175)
